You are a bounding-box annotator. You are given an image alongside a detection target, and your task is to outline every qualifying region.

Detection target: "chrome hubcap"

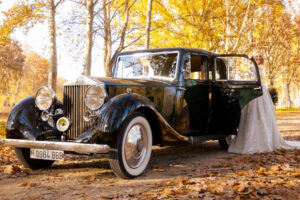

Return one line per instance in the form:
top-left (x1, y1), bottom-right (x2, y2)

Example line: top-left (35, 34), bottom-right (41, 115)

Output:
top-left (124, 124), bottom-right (148, 169)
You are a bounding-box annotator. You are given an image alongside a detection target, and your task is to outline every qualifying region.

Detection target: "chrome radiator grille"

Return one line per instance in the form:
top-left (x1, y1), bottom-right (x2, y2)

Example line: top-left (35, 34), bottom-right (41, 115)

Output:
top-left (63, 85), bottom-right (94, 139)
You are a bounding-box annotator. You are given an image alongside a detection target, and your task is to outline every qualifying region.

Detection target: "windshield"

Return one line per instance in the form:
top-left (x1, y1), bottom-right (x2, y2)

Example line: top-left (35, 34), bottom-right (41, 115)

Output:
top-left (113, 52), bottom-right (179, 81)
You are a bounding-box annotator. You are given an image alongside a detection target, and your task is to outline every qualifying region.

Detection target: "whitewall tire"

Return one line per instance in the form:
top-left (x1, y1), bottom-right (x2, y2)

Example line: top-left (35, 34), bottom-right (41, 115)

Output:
top-left (109, 112), bottom-right (152, 178)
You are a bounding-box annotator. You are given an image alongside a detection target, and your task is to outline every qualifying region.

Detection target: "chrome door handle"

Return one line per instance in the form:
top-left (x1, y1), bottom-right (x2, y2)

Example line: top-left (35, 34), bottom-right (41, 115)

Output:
top-left (253, 86), bottom-right (261, 91)
top-left (178, 87), bottom-right (186, 91)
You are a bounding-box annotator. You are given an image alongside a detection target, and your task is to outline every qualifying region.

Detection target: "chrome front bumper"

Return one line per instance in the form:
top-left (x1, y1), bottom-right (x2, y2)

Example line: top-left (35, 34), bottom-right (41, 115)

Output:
top-left (0, 139), bottom-right (110, 154)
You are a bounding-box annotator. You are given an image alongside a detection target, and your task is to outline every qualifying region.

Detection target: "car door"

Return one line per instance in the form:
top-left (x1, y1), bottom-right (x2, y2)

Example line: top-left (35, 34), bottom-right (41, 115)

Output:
top-left (179, 52), bottom-right (210, 135)
top-left (209, 54), bottom-right (262, 135)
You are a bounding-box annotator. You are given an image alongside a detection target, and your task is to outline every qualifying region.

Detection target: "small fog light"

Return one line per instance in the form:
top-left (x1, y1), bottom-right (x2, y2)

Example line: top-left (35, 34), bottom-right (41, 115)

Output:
top-left (56, 117), bottom-right (70, 132)
top-left (83, 110), bottom-right (92, 122)
top-left (41, 111), bottom-right (49, 121)
top-left (55, 108), bottom-right (63, 116)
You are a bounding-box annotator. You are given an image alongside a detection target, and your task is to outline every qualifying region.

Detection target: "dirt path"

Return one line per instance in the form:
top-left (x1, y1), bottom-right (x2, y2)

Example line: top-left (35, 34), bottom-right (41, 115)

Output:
top-left (0, 112), bottom-right (299, 200)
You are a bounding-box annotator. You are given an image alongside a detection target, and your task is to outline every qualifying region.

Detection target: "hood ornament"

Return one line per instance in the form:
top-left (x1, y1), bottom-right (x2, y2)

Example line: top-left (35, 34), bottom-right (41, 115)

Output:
top-left (126, 88), bottom-right (132, 94)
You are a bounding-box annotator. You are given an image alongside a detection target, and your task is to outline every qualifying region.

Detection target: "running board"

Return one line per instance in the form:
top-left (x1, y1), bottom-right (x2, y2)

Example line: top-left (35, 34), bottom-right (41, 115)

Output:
top-left (188, 135), bottom-right (228, 144)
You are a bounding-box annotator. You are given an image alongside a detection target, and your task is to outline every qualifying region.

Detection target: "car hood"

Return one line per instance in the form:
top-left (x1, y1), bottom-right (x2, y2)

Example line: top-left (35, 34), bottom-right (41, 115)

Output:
top-left (64, 75), bottom-right (175, 87)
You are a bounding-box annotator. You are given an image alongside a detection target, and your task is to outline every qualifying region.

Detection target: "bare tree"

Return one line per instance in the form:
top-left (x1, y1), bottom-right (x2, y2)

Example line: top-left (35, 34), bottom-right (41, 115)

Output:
top-left (102, 0), bottom-right (112, 77)
top-left (145, 0), bottom-right (153, 49)
top-left (101, 0), bottom-right (134, 77)
top-left (47, 0), bottom-right (58, 91)
top-left (83, 0), bottom-right (98, 76)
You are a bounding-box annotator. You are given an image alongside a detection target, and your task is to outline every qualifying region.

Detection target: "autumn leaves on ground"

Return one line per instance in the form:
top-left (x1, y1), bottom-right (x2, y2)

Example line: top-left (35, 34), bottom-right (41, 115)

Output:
top-left (0, 112), bottom-right (299, 200)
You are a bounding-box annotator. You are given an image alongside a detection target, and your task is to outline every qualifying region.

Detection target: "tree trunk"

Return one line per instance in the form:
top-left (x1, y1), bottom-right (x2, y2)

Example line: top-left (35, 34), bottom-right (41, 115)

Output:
top-left (145, 0), bottom-right (153, 49)
top-left (286, 81), bottom-right (292, 108)
top-left (47, 0), bottom-right (57, 91)
top-left (225, 0), bottom-right (229, 53)
top-left (103, 0), bottom-right (112, 77)
top-left (84, 0), bottom-right (94, 76)
top-left (103, 0), bottom-right (131, 77)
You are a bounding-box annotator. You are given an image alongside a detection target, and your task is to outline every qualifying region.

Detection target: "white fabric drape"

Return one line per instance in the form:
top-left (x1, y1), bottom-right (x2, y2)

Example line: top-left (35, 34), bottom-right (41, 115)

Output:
top-left (229, 83), bottom-right (300, 154)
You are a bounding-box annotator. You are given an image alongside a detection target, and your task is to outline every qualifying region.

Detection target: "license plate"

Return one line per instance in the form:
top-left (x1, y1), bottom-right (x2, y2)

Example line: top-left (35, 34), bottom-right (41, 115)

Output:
top-left (30, 148), bottom-right (64, 161)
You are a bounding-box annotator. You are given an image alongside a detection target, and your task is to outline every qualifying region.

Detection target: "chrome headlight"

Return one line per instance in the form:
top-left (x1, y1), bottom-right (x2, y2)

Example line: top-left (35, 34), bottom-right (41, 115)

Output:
top-left (35, 86), bottom-right (56, 111)
top-left (85, 85), bottom-right (106, 110)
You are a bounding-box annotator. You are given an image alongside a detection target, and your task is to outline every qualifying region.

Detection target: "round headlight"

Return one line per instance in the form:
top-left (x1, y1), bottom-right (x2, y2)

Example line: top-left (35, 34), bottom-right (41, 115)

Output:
top-left (85, 85), bottom-right (106, 110)
top-left (35, 86), bottom-right (56, 111)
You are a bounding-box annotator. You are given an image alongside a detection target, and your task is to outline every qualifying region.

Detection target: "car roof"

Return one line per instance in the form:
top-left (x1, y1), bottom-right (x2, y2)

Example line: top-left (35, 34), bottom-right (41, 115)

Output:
top-left (117, 47), bottom-right (216, 56)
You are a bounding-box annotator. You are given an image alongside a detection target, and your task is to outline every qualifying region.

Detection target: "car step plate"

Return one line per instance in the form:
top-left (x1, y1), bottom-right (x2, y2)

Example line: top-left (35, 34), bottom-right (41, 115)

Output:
top-left (30, 148), bottom-right (64, 161)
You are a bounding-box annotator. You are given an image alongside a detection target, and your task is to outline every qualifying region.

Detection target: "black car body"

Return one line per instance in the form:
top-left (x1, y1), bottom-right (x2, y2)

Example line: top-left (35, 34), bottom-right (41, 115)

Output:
top-left (0, 48), bottom-right (262, 178)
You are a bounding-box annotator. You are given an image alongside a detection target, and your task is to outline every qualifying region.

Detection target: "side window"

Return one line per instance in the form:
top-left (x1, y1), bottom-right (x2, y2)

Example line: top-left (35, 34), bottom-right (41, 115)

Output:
top-left (215, 58), bottom-right (227, 80)
top-left (215, 56), bottom-right (258, 81)
top-left (184, 53), bottom-right (208, 80)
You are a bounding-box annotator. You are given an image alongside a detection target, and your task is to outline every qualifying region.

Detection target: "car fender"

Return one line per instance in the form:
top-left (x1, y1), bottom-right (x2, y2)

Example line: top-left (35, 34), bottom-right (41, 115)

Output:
top-left (6, 96), bottom-right (63, 140)
top-left (6, 96), bottom-right (41, 140)
top-left (98, 93), bottom-right (157, 133)
top-left (76, 93), bottom-right (189, 146)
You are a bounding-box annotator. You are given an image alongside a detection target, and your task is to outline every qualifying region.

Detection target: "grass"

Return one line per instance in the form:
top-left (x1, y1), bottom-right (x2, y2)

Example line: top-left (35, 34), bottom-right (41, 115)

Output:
top-left (0, 120), bottom-right (5, 139)
top-left (275, 108), bottom-right (300, 112)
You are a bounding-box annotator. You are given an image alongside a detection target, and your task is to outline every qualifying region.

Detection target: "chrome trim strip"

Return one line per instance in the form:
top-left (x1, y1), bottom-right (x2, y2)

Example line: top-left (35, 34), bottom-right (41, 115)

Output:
top-left (0, 139), bottom-right (110, 154)
top-left (153, 109), bottom-right (189, 142)
top-left (64, 75), bottom-right (101, 86)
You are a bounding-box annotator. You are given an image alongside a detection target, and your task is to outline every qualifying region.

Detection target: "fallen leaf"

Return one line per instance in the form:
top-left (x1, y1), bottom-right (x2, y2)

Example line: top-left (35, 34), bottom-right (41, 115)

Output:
top-left (233, 182), bottom-right (250, 193)
top-left (212, 185), bottom-right (224, 194)
top-left (271, 164), bottom-right (281, 172)
top-left (274, 149), bottom-right (284, 155)
top-left (83, 175), bottom-right (96, 183)
top-left (27, 196), bottom-right (39, 200)
top-left (152, 168), bottom-right (165, 172)
top-left (234, 196), bottom-right (241, 200)
top-left (140, 192), bottom-right (153, 197)
top-left (4, 164), bottom-right (20, 175)
top-left (28, 183), bottom-right (37, 187)
top-left (101, 194), bottom-right (115, 199)
top-left (161, 188), bottom-right (172, 195)
top-left (174, 188), bottom-right (184, 195)
top-left (237, 171), bottom-right (248, 176)
top-left (293, 169), bottom-right (300, 178)
top-left (256, 167), bottom-right (267, 175)
top-left (18, 182), bottom-right (29, 187)
top-left (157, 194), bottom-right (168, 199)
top-left (271, 179), bottom-right (283, 185)
top-left (257, 188), bottom-right (268, 196)
top-left (186, 183), bottom-right (207, 193)
top-left (281, 163), bottom-right (292, 171)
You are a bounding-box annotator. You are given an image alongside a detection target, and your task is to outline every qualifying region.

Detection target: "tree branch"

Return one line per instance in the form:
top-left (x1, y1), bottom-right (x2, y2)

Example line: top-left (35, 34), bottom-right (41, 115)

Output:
top-left (232, 0), bottom-right (251, 51)
top-left (55, 0), bottom-right (64, 9)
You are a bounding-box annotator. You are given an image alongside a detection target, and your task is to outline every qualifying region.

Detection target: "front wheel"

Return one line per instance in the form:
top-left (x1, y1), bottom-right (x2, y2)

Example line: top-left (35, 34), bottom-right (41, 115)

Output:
top-left (218, 135), bottom-right (235, 150)
top-left (109, 112), bottom-right (152, 179)
top-left (14, 148), bottom-right (54, 170)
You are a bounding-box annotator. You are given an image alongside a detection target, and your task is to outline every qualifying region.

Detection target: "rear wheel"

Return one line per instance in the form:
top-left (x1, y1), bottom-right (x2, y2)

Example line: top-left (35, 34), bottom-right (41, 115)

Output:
top-left (218, 135), bottom-right (235, 149)
top-left (14, 148), bottom-right (54, 170)
top-left (109, 112), bottom-right (152, 179)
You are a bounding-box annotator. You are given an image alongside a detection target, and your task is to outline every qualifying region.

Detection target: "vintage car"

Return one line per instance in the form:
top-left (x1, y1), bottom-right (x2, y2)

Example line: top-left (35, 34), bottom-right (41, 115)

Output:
top-left (0, 48), bottom-right (262, 178)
